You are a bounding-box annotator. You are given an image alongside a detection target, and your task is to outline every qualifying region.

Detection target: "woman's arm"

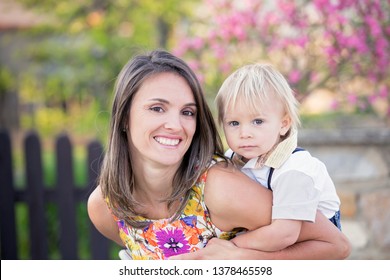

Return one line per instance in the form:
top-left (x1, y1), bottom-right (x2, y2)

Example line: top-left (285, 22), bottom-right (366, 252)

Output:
top-left (204, 163), bottom-right (273, 231)
top-left (87, 185), bottom-right (124, 246)
top-left (170, 211), bottom-right (351, 260)
top-left (171, 163), bottom-right (351, 260)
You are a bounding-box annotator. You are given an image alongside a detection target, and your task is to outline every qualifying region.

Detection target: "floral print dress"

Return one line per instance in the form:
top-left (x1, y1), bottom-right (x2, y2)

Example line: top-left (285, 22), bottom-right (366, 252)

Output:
top-left (110, 160), bottom-right (241, 260)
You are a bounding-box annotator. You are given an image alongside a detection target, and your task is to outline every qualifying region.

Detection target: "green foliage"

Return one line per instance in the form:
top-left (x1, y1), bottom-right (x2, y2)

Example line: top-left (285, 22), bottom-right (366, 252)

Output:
top-left (0, 68), bottom-right (16, 96)
top-left (19, 99), bottom-right (109, 141)
top-left (15, 203), bottom-right (29, 259)
top-left (7, 0), bottom-right (199, 139)
top-left (3, 0), bottom-right (201, 260)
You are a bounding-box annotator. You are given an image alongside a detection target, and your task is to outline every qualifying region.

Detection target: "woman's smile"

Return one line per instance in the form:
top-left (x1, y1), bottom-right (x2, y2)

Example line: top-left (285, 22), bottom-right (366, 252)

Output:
top-left (154, 136), bottom-right (181, 147)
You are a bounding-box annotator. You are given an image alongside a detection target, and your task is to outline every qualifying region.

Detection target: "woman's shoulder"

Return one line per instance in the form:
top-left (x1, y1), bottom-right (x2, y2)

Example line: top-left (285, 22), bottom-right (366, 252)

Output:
top-left (87, 185), bottom-right (123, 245)
top-left (88, 185), bottom-right (114, 221)
top-left (206, 161), bottom-right (259, 197)
top-left (205, 158), bottom-right (272, 207)
top-left (203, 157), bottom-right (273, 231)
top-left (88, 185), bottom-right (103, 211)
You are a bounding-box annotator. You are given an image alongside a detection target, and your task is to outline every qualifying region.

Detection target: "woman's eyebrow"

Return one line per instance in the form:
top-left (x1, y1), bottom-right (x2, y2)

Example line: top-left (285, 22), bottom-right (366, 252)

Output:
top-left (148, 98), bottom-right (169, 104)
top-left (185, 102), bottom-right (197, 107)
top-left (149, 98), bottom-right (197, 107)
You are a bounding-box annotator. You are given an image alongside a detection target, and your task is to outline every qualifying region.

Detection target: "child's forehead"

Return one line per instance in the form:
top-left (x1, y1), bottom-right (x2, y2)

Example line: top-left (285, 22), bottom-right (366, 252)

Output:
top-left (223, 93), bottom-right (285, 119)
top-left (224, 102), bottom-right (263, 118)
top-left (225, 95), bottom-right (267, 112)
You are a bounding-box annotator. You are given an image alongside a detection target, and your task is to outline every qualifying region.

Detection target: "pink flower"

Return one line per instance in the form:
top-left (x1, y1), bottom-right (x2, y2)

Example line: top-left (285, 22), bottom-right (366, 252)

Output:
top-left (211, 43), bottom-right (226, 59)
top-left (346, 34), bottom-right (368, 53)
top-left (191, 37), bottom-right (204, 50)
top-left (187, 60), bottom-right (200, 71)
top-left (288, 70), bottom-right (302, 83)
top-left (330, 100), bottom-right (340, 110)
top-left (378, 86), bottom-right (389, 99)
top-left (347, 93), bottom-right (358, 105)
top-left (365, 15), bottom-right (381, 37)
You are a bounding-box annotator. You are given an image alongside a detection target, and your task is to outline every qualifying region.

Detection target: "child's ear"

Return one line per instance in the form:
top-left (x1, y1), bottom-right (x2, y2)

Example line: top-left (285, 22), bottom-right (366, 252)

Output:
top-left (280, 115), bottom-right (292, 136)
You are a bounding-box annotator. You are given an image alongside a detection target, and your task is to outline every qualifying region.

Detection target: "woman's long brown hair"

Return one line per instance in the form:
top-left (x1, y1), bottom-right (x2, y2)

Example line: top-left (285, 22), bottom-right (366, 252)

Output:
top-left (99, 49), bottom-right (225, 228)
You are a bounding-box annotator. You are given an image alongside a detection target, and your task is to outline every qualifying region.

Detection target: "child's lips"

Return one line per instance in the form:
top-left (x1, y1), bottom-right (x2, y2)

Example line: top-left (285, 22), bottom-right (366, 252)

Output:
top-left (239, 145), bottom-right (257, 149)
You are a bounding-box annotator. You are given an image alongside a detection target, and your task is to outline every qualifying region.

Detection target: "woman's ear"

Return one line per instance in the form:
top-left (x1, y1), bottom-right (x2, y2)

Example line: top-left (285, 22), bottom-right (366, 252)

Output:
top-left (280, 114), bottom-right (292, 136)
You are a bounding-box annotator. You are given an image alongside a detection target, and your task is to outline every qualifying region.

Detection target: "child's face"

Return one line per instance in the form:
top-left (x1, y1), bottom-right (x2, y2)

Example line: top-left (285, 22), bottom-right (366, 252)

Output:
top-left (222, 96), bottom-right (291, 161)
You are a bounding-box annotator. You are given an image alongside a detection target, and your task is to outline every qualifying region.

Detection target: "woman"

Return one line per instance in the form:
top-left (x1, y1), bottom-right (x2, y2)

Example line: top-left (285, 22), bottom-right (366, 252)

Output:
top-left (88, 49), bottom-right (351, 260)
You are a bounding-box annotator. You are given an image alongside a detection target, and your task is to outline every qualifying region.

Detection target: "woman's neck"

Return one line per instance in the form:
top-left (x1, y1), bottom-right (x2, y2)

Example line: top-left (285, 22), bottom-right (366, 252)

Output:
top-left (131, 161), bottom-right (180, 218)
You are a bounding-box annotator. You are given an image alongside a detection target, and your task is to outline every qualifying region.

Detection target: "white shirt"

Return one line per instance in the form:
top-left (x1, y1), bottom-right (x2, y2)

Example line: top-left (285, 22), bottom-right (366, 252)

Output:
top-left (225, 130), bottom-right (340, 222)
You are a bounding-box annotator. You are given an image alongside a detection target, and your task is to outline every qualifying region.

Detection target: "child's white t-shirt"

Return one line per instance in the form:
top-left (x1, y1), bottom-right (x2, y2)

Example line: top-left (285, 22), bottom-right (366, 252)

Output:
top-left (225, 130), bottom-right (340, 222)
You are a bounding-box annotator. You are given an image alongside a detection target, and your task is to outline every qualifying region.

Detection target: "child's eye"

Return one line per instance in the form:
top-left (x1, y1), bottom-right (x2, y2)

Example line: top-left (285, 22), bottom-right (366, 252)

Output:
top-left (150, 106), bottom-right (164, 113)
top-left (253, 119), bottom-right (263, 125)
top-left (228, 121), bottom-right (239, 127)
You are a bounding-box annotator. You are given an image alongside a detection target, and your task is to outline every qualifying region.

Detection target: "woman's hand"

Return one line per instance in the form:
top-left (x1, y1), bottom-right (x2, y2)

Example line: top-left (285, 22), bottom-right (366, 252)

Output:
top-left (169, 238), bottom-right (244, 260)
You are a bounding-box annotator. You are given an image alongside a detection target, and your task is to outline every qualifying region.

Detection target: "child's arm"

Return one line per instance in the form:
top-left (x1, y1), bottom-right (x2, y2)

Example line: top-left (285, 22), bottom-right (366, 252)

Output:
top-left (170, 213), bottom-right (351, 260)
top-left (231, 219), bottom-right (303, 251)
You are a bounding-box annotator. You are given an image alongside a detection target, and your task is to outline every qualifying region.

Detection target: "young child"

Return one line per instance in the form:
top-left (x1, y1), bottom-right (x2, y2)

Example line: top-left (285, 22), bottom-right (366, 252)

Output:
top-left (215, 63), bottom-right (341, 251)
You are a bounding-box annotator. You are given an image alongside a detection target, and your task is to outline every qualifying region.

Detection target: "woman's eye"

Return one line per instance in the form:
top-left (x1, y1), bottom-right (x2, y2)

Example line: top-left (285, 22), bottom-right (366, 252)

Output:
top-left (182, 110), bottom-right (195, 116)
top-left (228, 121), bottom-right (239, 126)
top-left (253, 119), bottom-right (263, 125)
top-left (150, 106), bottom-right (164, 113)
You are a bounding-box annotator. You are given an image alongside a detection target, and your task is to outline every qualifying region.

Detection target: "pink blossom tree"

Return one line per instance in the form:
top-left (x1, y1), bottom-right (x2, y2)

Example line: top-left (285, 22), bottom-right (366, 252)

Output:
top-left (173, 0), bottom-right (390, 121)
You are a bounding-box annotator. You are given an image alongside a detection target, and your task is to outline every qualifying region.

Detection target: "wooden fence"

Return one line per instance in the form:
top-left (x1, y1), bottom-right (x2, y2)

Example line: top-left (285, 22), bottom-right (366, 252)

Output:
top-left (0, 130), bottom-right (112, 260)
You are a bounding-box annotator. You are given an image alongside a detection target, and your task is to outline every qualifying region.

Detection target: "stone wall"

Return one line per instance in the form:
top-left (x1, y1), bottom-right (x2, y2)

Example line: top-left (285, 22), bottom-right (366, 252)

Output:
top-left (298, 128), bottom-right (390, 259)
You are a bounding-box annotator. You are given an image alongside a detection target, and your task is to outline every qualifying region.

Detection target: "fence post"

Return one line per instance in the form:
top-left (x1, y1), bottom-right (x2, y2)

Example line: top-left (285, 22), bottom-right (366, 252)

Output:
top-left (0, 130), bottom-right (18, 259)
top-left (24, 131), bottom-right (48, 259)
top-left (56, 134), bottom-right (78, 259)
top-left (87, 140), bottom-right (110, 259)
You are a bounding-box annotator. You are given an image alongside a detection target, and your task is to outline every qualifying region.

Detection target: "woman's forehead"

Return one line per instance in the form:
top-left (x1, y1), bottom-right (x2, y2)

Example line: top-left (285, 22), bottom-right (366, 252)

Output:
top-left (134, 72), bottom-right (195, 102)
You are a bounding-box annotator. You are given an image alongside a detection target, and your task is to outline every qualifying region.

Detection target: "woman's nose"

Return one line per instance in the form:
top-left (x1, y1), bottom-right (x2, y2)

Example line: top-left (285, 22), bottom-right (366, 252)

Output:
top-left (163, 112), bottom-right (181, 130)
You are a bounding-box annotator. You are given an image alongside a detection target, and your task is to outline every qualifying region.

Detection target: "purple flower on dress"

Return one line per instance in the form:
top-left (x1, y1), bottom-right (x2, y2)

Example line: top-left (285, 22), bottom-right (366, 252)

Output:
top-left (117, 220), bottom-right (129, 235)
top-left (182, 215), bottom-right (196, 227)
top-left (156, 228), bottom-right (190, 257)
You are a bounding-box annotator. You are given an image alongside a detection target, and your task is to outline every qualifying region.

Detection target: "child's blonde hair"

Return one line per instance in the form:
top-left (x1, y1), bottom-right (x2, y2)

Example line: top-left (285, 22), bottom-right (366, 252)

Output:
top-left (215, 63), bottom-right (301, 131)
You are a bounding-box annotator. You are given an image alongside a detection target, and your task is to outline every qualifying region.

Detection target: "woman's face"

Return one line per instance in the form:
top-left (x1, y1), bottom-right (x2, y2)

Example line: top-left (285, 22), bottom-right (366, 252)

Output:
top-left (128, 72), bottom-right (197, 169)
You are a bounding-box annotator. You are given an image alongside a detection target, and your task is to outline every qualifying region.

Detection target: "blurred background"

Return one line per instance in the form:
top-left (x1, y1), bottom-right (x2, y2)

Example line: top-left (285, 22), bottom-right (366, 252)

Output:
top-left (0, 0), bottom-right (389, 259)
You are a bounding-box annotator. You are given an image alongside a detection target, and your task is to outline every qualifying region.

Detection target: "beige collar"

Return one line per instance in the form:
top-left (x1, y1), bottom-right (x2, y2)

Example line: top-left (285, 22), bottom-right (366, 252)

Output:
top-left (263, 128), bottom-right (298, 168)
